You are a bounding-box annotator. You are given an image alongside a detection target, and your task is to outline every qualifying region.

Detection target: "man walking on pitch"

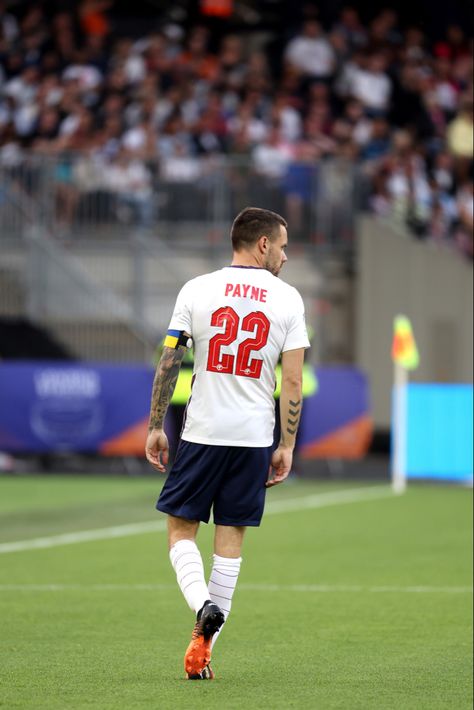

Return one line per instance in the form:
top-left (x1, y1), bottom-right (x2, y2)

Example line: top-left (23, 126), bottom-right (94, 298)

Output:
top-left (145, 207), bottom-right (310, 679)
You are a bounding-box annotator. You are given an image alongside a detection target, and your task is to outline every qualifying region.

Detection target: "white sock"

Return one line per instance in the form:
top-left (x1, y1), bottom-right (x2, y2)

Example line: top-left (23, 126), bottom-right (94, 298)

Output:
top-left (208, 554), bottom-right (242, 649)
top-left (169, 539), bottom-right (210, 614)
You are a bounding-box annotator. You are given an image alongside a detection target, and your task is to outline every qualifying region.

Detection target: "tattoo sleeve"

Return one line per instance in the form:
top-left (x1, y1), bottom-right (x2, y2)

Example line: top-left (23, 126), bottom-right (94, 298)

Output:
top-left (286, 398), bottom-right (302, 436)
top-left (148, 346), bottom-right (186, 431)
top-left (279, 390), bottom-right (303, 450)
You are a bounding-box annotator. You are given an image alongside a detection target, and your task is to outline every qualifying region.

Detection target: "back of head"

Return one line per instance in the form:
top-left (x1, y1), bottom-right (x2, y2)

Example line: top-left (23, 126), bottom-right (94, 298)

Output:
top-left (231, 207), bottom-right (287, 252)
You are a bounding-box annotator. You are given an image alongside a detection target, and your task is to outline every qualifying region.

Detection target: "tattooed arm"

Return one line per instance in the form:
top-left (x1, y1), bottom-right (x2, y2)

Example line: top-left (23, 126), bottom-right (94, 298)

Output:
top-left (145, 342), bottom-right (188, 472)
top-left (266, 348), bottom-right (305, 488)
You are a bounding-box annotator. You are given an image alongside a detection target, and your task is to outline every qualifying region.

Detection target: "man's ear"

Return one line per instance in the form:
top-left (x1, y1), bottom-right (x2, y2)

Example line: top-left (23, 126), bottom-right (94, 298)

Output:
top-left (258, 235), bottom-right (269, 253)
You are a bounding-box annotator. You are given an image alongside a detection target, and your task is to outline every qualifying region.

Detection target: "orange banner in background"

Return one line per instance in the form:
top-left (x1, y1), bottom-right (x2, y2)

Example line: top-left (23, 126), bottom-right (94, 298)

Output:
top-left (200, 0), bottom-right (233, 17)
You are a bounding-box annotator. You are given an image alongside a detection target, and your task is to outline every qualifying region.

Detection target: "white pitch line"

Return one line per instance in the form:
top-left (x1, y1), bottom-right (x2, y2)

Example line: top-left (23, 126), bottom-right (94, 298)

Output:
top-left (0, 485), bottom-right (392, 555)
top-left (0, 583), bottom-right (471, 594)
top-left (264, 485), bottom-right (392, 515)
top-left (0, 520), bottom-right (167, 554)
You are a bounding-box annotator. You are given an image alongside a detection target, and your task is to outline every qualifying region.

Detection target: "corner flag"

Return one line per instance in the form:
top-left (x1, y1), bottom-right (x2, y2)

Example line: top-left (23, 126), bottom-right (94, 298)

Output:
top-left (392, 315), bottom-right (419, 371)
top-left (391, 315), bottom-right (420, 494)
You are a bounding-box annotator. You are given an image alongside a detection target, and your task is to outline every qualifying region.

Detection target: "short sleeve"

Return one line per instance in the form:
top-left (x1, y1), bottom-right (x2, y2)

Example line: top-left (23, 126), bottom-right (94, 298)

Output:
top-left (282, 289), bottom-right (311, 352)
top-left (168, 282), bottom-right (193, 334)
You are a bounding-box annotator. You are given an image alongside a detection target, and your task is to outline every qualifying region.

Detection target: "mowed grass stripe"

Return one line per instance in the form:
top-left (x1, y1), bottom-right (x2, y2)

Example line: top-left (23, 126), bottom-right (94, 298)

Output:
top-left (0, 480), bottom-right (471, 710)
top-left (0, 582), bottom-right (471, 593)
top-left (0, 519), bottom-right (167, 553)
top-left (0, 485), bottom-right (392, 554)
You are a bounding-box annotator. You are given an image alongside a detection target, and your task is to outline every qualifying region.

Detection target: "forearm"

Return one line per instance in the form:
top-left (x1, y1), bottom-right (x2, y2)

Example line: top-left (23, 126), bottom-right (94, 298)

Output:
top-left (148, 346), bottom-right (186, 431)
top-left (279, 379), bottom-right (303, 450)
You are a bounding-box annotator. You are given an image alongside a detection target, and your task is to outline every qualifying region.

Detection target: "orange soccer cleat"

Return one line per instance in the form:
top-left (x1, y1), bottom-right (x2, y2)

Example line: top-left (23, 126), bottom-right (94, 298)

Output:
top-left (184, 600), bottom-right (224, 677)
top-left (186, 664), bottom-right (215, 680)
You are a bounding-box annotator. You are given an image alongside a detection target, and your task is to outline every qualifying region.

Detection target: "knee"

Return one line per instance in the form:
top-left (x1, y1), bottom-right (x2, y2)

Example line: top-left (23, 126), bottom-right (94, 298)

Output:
top-left (167, 514), bottom-right (200, 550)
top-left (214, 525), bottom-right (246, 557)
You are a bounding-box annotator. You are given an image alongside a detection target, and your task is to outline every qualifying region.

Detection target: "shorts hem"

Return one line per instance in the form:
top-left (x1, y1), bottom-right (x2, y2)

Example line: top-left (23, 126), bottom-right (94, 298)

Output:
top-left (156, 503), bottom-right (210, 524)
top-left (213, 517), bottom-right (262, 527)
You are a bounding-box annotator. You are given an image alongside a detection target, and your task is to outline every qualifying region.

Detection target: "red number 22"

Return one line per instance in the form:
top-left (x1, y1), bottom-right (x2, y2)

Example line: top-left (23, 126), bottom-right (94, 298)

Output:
top-left (207, 307), bottom-right (270, 379)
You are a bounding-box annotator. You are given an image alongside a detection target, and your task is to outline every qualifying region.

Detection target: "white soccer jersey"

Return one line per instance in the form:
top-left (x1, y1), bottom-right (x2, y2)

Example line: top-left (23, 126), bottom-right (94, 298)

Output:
top-left (168, 266), bottom-right (310, 447)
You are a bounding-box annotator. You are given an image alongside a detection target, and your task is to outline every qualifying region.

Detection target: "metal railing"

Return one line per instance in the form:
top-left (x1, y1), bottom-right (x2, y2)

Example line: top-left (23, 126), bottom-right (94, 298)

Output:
top-left (0, 152), bottom-right (361, 249)
top-left (0, 164), bottom-right (155, 360)
top-left (0, 151), bottom-right (359, 362)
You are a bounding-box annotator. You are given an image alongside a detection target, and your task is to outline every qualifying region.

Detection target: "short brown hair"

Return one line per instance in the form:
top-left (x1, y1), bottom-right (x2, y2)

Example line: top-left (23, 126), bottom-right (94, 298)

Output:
top-left (231, 207), bottom-right (287, 252)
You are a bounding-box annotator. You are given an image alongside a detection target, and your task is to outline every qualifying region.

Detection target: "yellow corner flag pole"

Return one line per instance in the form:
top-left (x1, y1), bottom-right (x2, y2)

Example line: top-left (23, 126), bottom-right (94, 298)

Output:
top-left (391, 315), bottom-right (420, 494)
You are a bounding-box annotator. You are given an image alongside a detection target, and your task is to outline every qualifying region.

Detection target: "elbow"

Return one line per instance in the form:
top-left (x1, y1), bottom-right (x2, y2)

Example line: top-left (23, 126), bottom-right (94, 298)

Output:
top-left (282, 374), bottom-right (303, 391)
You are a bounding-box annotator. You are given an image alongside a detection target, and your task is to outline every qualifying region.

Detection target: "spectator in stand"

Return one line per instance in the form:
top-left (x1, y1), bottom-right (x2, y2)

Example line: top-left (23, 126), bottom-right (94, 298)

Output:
top-left (161, 140), bottom-right (201, 183)
top-left (252, 122), bottom-right (293, 181)
top-left (350, 53), bottom-right (392, 115)
top-left (0, 0), bottom-right (19, 45)
top-left (361, 117), bottom-right (391, 162)
top-left (4, 65), bottom-right (39, 111)
top-left (0, 2), bottom-right (472, 256)
top-left (431, 151), bottom-right (455, 193)
top-left (0, 122), bottom-right (23, 166)
top-left (390, 62), bottom-right (434, 137)
top-left (366, 9), bottom-right (402, 53)
top-left (282, 140), bottom-right (319, 237)
top-left (369, 167), bottom-right (392, 217)
top-left (447, 94), bottom-right (474, 160)
top-left (217, 34), bottom-right (247, 91)
top-left (177, 26), bottom-right (219, 82)
top-left (227, 101), bottom-right (267, 147)
top-left (52, 12), bottom-right (80, 65)
top-left (62, 52), bottom-right (103, 93)
top-left (420, 84), bottom-right (448, 154)
top-left (95, 114), bottom-right (122, 160)
top-left (328, 29), bottom-right (350, 76)
top-left (111, 38), bottom-right (146, 86)
top-left (244, 51), bottom-right (272, 95)
top-left (284, 20), bottom-right (336, 82)
top-left (122, 118), bottom-right (156, 160)
top-left (270, 92), bottom-right (302, 143)
top-left (454, 179), bottom-right (473, 258)
top-left (192, 90), bottom-right (228, 154)
top-left (434, 25), bottom-right (471, 62)
top-left (447, 93), bottom-right (474, 190)
top-left (343, 98), bottom-right (372, 147)
top-left (250, 122), bottom-right (294, 217)
top-left (334, 46), bottom-right (365, 102)
top-left (427, 176), bottom-right (457, 244)
top-left (32, 107), bottom-right (61, 145)
top-left (303, 104), bottom-right (335, 157)
top-left (432, 54), bottom-right (460, 117)
top-left (157, 111), bottom-right (193, 159)
top-left (106, 147), bottom-right (154, 228)
top-left (332, 6), bottom-right (367, 51)
top-left (377, 130), bottom-right (431, 234)
top-left (79, 0), bottom-right (112, 41)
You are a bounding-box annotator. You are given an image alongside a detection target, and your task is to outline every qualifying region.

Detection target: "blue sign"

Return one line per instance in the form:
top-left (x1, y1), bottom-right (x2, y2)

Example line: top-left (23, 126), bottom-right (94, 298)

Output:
top-left (0, 362), bottom-right (156, 454)
top-left (406, 384), bottom-right (473, 482)
top-left (0, 362), bottom-right (373, 458)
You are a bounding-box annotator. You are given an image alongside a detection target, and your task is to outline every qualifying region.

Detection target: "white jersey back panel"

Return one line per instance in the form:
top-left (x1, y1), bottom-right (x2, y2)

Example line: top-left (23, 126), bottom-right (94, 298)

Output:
top-left (168, 266), bottom-right (310, 447)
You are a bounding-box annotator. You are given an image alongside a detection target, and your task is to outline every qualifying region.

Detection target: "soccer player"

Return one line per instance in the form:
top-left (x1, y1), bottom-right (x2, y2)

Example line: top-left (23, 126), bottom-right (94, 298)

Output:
top-left (145, 207), bottom-right (310, 679)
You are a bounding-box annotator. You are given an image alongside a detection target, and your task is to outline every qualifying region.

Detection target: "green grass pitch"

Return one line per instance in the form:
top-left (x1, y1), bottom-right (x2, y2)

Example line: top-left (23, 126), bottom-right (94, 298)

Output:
top-left (0, 475), bottom-right (472, 709)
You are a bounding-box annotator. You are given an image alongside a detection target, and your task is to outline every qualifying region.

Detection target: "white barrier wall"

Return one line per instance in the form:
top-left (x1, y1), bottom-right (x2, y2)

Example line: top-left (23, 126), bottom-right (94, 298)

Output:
top-left (356, 216), bottom-right (473, 428)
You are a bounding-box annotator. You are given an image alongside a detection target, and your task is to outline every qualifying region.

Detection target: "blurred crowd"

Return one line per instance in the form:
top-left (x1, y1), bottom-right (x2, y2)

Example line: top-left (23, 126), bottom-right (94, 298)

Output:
top-left (0, 1), bottom-right (472, 256)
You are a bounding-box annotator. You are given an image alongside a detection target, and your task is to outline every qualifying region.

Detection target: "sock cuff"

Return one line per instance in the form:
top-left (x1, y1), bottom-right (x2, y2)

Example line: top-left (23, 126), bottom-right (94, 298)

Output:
top-left (169, 538), bottom-right (198, 563)
top-left (212, 554), bottom-right (242, 567)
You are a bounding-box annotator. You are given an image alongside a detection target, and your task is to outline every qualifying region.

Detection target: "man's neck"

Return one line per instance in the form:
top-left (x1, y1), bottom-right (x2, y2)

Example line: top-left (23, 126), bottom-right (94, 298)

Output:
top-left (231, 250), bottom-right (262, 268)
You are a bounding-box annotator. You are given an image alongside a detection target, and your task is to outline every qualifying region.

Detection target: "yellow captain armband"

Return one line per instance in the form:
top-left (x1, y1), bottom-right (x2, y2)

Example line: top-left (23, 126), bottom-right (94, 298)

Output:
top-left (164, 330), bottom-right (192, 349)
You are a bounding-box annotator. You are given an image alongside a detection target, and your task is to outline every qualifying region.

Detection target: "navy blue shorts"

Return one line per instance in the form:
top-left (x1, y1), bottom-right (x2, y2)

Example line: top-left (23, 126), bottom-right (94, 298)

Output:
top-left (156, 440), bottom-right (273, 527)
